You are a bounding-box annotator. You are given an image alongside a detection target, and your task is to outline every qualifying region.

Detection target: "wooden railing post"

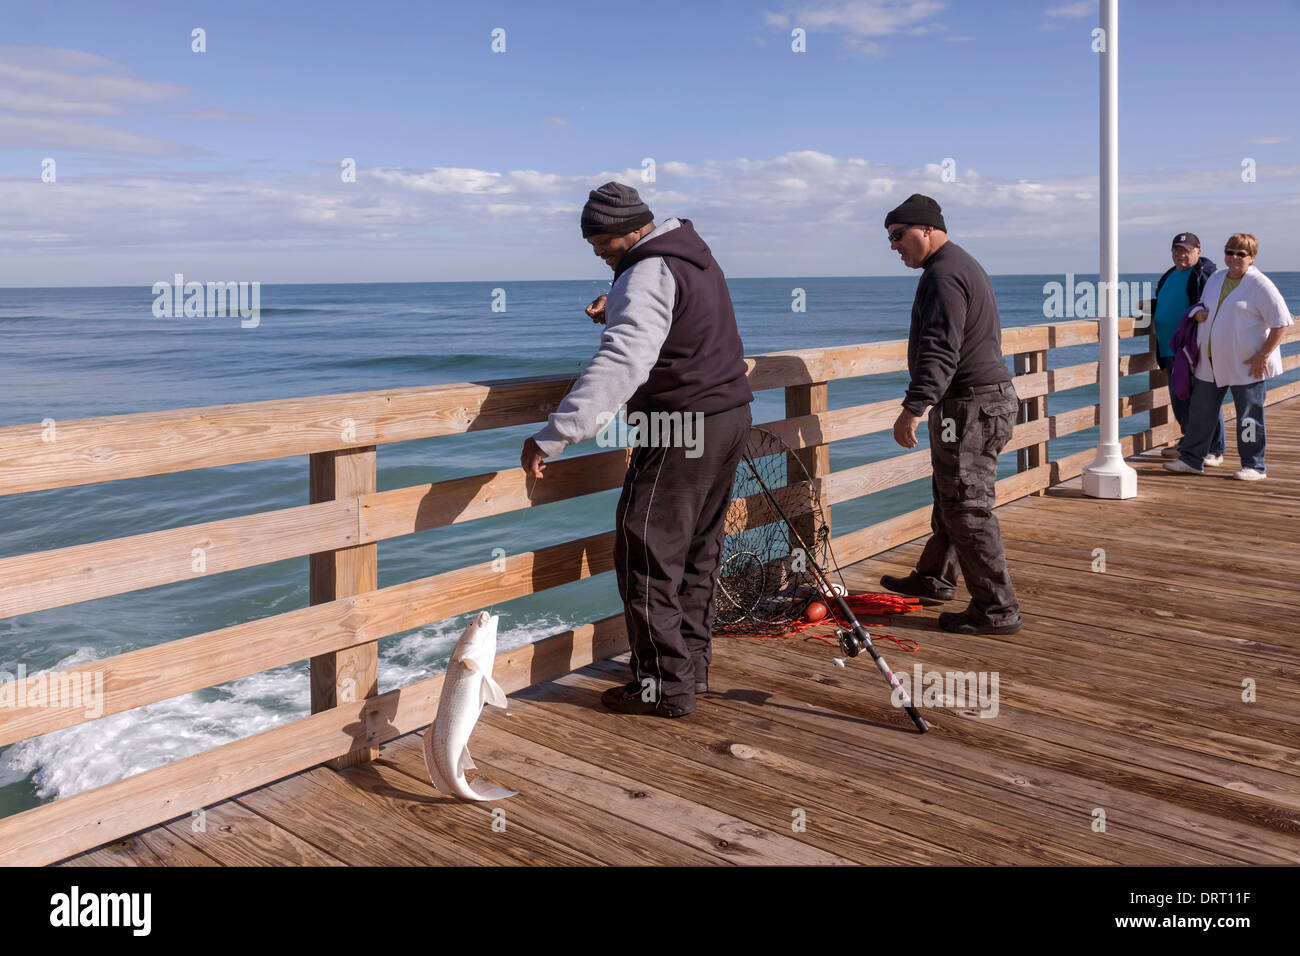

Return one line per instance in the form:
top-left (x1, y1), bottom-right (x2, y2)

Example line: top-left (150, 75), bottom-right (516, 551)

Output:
top-left (1015, 350), bottom-right (1049, 495)
top-left (309, 445), bottom-right (378, 770)
top-left (785, 382), bottom-right (830, 546)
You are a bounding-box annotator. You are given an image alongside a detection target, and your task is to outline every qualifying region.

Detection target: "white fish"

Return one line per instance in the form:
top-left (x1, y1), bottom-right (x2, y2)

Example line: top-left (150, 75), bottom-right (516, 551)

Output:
top-left (423, 610), bottom-right (517, 801)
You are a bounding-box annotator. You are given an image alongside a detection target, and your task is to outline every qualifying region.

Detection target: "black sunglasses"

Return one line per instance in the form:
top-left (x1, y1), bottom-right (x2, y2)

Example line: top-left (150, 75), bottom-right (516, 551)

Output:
top-left (1224, 249), bottom-right (1251, 258)
top-left (888, 226), bottom-right (912, 243)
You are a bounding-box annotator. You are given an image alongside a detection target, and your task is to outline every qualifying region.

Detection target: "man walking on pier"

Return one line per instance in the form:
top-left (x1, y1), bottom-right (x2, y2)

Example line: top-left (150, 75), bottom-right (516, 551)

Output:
top-left (881, 194), bottom-right (1022, 634)
top-left (521, 182), bottom-right (754, 716)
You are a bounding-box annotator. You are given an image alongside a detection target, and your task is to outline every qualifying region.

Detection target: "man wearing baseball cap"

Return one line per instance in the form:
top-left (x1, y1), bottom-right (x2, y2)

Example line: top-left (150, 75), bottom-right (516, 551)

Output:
top-left (878, 194), bottom-right (1021, 635)
top-left (520, 182), bottom-right (753, 717)
top-left (1144, 233), bottom-right (1221, 461)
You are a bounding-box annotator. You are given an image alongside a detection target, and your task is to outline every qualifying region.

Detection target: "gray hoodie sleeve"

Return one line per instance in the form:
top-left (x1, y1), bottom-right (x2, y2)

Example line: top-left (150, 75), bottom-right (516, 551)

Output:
top-left (531, 257), bottom-right (675, 458)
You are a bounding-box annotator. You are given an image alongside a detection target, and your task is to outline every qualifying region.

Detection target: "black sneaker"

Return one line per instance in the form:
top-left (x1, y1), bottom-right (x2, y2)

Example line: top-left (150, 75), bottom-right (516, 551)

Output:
top-left (600, 681), bottom-right (693, 717)
top-left (938, 610), bottom-right (1022, 635)
top-left (696, 680), bottom-right (708, 694)
top-left (880, 572), bottom-right (955, 603)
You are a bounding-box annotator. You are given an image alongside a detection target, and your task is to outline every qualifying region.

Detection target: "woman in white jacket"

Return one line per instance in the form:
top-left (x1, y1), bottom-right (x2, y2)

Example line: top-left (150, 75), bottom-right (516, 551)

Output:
top-left (1165, 233), bottom-right (1292, 479)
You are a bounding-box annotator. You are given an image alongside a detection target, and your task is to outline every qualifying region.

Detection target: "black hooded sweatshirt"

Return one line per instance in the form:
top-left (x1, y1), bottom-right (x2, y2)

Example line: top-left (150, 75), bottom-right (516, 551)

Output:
top-left (613, 218), bottom-right (753, 415)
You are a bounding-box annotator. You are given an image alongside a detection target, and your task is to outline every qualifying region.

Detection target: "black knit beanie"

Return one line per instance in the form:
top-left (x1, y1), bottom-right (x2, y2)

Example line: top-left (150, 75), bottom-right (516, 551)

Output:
top-left (884, 193), bottom-right (947, 231)
top-left (581, 182), bottom-right (655, 237)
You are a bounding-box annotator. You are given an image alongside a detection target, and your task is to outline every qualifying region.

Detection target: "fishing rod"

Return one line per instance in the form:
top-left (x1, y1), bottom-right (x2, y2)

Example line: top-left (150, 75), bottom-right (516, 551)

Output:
top-left (738, 451), bottom-right (930, 734)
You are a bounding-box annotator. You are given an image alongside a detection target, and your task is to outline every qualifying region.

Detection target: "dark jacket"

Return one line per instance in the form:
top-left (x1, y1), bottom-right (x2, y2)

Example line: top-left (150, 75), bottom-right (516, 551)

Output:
top-left (1152, 257), bottom-right (1216, 318)
top-left (613, 219), bottom-right (753, 415)
top-left (902, 241), bottom-right (1011, 416)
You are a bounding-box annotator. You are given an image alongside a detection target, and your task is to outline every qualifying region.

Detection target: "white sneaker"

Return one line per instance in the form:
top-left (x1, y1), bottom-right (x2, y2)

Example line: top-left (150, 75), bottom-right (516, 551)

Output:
top-left (1160, 447), bottom-right (1181, 459)
top-left (1203, 454), bottom-right (1224, 467)
top-left (1164, 459), bottom-right (1203, 475)
top-left (1232, 468), bottom-right (1266, 481)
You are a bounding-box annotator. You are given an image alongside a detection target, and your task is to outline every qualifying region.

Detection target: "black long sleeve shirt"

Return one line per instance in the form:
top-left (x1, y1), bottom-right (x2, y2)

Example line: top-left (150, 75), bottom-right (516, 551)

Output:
top-left (902, 241), bottom-right (1012, 416)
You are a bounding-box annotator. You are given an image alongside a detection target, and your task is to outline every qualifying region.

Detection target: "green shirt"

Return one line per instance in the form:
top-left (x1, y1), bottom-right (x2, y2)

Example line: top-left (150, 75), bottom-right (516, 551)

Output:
top-left (1217, 277), bottom-right (1242, 311)
top-left (1208, 277), bottom-right (1243, 360)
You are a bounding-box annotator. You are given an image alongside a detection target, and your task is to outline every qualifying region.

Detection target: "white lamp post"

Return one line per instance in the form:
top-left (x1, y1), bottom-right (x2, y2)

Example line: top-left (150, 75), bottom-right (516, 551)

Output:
top-left (1083, 0), bottom-right (1138, 499)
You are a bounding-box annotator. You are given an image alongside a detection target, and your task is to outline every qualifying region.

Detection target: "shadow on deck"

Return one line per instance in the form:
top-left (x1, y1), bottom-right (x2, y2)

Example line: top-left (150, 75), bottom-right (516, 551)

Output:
top-left (58, 401), bottom-right (1300, 866)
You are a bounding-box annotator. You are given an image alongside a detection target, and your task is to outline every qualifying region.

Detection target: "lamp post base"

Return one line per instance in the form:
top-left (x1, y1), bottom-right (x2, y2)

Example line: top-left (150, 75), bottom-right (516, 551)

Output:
top-left (1082, 445), bottom-right (1138, 499)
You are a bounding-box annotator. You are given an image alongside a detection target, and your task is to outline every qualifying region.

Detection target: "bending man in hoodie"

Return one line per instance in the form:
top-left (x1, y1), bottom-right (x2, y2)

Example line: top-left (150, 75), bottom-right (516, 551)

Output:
top-left (520, 182), bottom-right (753, 717)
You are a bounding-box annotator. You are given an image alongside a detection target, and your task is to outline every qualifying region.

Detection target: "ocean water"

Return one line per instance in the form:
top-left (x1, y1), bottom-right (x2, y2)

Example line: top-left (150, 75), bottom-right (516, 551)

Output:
top-left (2, 272), bottom-right (1298, 817)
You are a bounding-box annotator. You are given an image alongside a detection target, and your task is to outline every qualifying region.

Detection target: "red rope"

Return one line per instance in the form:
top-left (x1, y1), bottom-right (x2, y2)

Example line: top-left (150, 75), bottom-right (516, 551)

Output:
top-left (719, 592), bottom-right (922, 652)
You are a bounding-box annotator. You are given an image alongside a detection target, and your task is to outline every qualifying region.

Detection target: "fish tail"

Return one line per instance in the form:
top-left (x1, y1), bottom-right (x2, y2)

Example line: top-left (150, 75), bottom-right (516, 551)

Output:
top-left (467, 779), bottom-right (518, 801)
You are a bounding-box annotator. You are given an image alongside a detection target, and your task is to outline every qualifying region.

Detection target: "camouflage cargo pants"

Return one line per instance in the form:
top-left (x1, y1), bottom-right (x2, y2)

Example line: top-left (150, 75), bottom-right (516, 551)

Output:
top-left (914, 381), bottom-right (1021, 625)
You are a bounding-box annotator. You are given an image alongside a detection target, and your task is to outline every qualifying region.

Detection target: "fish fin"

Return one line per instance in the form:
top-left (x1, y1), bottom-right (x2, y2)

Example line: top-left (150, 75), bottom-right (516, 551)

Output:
top-left (458, 745), bottom-right (476, 774)
top-left (461, 657), bottom-right (481, 675)
top-left (482, 674), bottom-right (509, 710)
top-left (467, 778), bottom-right (517, 801)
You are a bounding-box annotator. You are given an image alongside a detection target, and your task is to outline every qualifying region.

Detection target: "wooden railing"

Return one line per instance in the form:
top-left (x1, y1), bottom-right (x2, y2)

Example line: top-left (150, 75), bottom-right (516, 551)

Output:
top-left (1, 316), bottom-right (1298, 866)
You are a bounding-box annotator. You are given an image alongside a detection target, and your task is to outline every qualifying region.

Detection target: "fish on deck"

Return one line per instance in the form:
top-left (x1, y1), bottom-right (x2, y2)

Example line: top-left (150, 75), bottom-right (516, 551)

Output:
top-left (422, 610), bottom-right (518, 802)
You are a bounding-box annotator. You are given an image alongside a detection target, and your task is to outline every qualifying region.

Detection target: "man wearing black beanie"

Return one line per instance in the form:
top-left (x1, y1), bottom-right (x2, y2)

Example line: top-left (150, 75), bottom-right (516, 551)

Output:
top-left (880, 194), bottom-right (1022, 634)
top-left (520, 182), bottom-right (754, 715)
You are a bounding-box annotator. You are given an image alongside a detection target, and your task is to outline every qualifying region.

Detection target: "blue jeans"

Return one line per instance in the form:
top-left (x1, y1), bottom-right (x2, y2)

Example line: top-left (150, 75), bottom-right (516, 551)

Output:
top-left (1158, 354), bottom-right (1223, 455)
top-left (1179, 377), bottom-right (1267, 473)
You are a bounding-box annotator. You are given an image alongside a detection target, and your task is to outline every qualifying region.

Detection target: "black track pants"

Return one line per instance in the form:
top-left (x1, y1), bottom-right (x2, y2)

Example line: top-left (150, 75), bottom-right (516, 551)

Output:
top-left (614, 403), bottom-right (752, 708)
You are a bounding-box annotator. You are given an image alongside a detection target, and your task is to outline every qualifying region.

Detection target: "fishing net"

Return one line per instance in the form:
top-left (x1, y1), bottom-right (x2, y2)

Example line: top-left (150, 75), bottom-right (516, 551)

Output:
top-left (713, 426), bottom-right (835, 633)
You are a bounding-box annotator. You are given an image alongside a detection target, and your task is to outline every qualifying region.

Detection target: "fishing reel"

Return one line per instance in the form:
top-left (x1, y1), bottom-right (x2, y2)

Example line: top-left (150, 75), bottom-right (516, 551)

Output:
top-left (836, 626), bottom-right (868, 659)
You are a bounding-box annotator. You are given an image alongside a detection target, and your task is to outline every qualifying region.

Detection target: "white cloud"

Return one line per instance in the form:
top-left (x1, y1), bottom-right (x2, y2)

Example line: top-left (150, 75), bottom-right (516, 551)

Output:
top-left (0, 47), bottom-right (225, 156)
top-left (794, 0), bottom-right (946, 35)
top-left (767, 0), bottom-right (946, 53)
top-left (368, 167), bottom-right (510, 195)
top-left (0, 48), bottom-right (186, 115)
top-left (173, 110), bottom-right (260, 122)
top-left (1245, 136), bottom-right (1290, 145)
top-left (3, 150), bottom-right (1298, 285)
top-left (1044, 1), bottom-right (1095, 18)
top-left (0, 114), bottom-right (199, 155)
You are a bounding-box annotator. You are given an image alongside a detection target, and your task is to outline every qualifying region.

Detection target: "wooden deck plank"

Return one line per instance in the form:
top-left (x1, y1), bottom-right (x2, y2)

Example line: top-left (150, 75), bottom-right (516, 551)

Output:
top-left (232, 765), bottom-right (493, 866)
top-left (556, 658), bottom-right (1122, 864)
top-left (160, 801), bottom-right (347, 866)
top-left (876, 610), bottom-right (1300, 724)
top-left (759, 615), bottom-right (1300, 770)
top-left (878, 534), bottom-right (1300, 650)
top-left (999, 536), bottom-right (1300, 610)
top-left (728, 632), bottom-right (1300, 827)
top-left (507, 669), bottom-right (1001, 864)
top-left (57, 822), bottom-right (220, 867)
top-left (377, 733), bottom-right (728, 865)
top-left (865, 547), bottom-right (1300, 665)
top-left (469, 703), bottom-right (850, 865)
top-left (705, 644), bottom-right (1298, 864)
top-left (685, 658), bottom-right (1268, 865)
top-left (240, 762), bottom-right (597, 866)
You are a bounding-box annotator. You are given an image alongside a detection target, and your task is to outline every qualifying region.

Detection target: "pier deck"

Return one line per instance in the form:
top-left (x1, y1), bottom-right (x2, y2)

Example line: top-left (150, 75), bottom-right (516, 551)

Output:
top-left (55, 401), bottom-right (1300, 866)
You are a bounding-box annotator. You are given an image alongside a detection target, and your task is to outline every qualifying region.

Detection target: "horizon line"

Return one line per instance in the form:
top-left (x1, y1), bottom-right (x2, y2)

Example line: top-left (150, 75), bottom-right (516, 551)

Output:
top-left (9, 268), bottom-right (1289, 292)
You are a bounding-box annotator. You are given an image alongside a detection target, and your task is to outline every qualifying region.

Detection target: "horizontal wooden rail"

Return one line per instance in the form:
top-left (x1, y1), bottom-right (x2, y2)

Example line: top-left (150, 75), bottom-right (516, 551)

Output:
top-left (829, 377), bottom-right (1298, 567)
top-left (0, 318), bottom-right (1131, 498)
top-left (0, 354), bottom-right (1165, 619)
top-left (0, 528), bottom-right (615, 747)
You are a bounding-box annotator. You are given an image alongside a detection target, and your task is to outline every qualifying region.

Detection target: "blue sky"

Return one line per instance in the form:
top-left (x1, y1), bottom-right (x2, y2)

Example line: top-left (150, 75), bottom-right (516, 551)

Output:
top-left (2, 0), bottom-right (1298, 285)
